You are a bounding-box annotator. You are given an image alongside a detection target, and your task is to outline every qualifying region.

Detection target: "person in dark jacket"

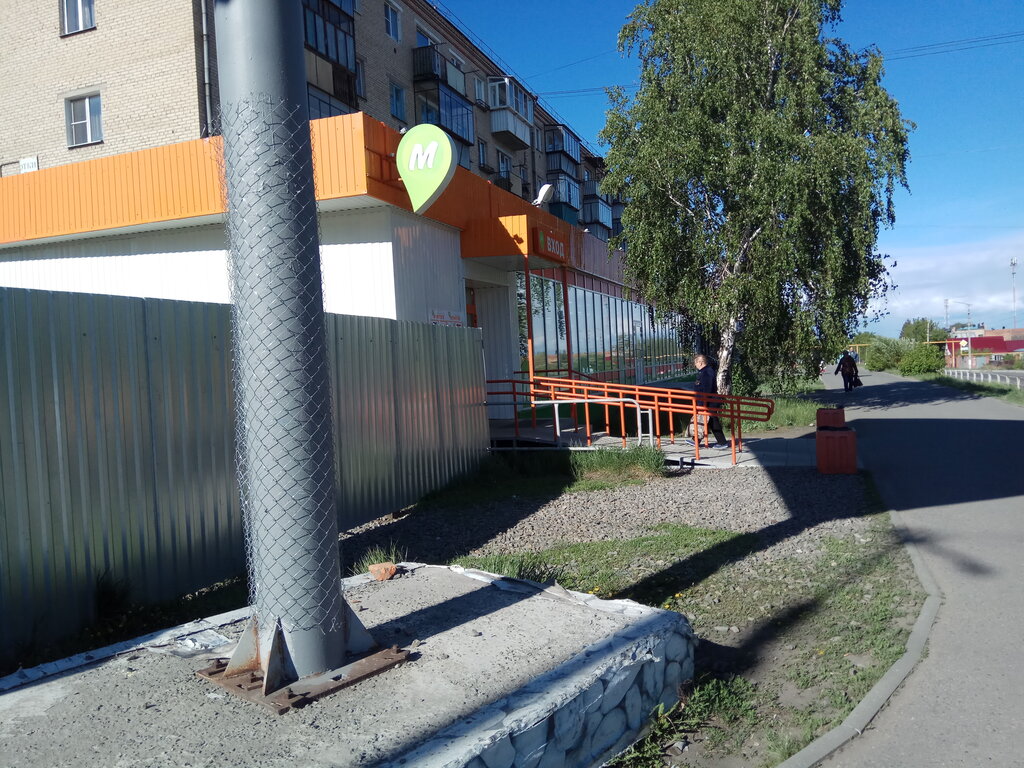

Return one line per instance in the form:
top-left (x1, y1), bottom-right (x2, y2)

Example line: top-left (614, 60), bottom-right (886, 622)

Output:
top-left (686, 354), bottom-right (728, 448)
top-left (835, 351), bottom-right (859, 392)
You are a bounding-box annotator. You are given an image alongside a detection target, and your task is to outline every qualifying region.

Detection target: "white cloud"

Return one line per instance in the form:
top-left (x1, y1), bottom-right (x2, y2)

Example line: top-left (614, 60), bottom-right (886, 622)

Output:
top-left (865, 231), bottom-right (1024, 336)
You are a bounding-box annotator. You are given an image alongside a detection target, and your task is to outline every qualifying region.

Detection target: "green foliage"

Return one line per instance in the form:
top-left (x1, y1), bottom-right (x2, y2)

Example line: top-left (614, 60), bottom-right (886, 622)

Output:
top-left (898, 343), bottom-right (945, 375)
top-left (863, 337), bottom-right (913, 371)
top-left (899, 317), bottom-right (947, 343)
top-left (852, 331), bottom-right (882, 346)
top-left (601, 0), bottom-right (911, 393)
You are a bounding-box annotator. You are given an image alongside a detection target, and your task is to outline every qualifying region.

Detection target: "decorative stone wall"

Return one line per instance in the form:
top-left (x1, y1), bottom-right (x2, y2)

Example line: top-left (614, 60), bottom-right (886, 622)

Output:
top-left (387, 567), bottom-right (697, 768)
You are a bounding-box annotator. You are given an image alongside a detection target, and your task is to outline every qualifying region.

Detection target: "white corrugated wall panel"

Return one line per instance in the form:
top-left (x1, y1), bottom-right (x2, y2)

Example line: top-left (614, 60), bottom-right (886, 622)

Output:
top-left (389, 208), bottom-right (464, 325)
top-left (319, 207), bottom-right (397, 319)
top-left (0, 227), bottom-right (230, 304)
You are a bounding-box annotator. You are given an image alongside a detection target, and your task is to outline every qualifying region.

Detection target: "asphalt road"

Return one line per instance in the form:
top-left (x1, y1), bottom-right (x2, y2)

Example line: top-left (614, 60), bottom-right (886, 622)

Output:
top-left (817, 370), bottom-right (1024, 767)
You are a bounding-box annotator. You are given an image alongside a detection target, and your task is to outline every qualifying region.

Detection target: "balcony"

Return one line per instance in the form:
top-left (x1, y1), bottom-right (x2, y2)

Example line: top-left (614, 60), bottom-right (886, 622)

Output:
top-left (546, 152), bottom-right (578, 177)
top-left (412, 46), bottom-right (467, 95)
top-left (548, 173), bottom-right (581, 210)
top-left (415, 82), bottom-right (475, 144)
top-left (580, 197), bottom-right (613, 229)
top-left (545, 125), bottom-right (582, 163)
top-left (582, 179), bottom-right (610, 202)
top-left (490, 108), bottom-right (531, 151)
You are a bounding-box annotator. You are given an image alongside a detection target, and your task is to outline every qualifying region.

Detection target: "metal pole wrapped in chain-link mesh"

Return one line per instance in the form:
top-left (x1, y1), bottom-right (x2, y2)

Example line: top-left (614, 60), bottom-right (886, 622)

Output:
top-left (216, 0), bottom-right (344, 677)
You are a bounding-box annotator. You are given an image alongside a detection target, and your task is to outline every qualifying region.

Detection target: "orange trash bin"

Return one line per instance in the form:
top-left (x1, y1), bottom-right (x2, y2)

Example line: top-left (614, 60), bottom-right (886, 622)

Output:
top-left (816, 426), bottom-right (857, 474)
top-left (816, 407), bottom-right (846, 429)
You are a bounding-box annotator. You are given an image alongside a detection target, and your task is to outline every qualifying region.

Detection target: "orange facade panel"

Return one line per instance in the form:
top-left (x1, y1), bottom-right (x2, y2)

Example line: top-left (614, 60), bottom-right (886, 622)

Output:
top-left (0, 111), bottom-right (581, 269)
top-left (0, 139), bottom-right (224, 246)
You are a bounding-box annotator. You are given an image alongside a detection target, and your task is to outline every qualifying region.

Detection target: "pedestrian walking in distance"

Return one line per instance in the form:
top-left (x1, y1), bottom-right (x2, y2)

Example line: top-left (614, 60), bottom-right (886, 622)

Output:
top-left (835, 350), bottom-right (859, 392)
top-left (686, 354), bottom-right (728, 448)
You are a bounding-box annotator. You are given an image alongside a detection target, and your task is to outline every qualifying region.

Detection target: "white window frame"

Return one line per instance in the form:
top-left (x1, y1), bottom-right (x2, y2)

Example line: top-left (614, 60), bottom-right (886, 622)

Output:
top-left (389, 81), bottom-right (406, 122)
top-left (384, 2), bottom-right (401, 41)
top-left (62, 0), bottom-right (95, 34)
top-left (65, 93), bottom-right (102, 147)
top-left (474, 77), bottom-right (485, 103)
top-left (355, 57), bottom-right (365, 98)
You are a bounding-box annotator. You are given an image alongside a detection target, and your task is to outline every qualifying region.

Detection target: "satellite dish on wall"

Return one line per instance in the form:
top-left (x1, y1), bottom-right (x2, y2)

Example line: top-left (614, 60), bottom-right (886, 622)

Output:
top-left (532, 183), bottom-right (554, 206)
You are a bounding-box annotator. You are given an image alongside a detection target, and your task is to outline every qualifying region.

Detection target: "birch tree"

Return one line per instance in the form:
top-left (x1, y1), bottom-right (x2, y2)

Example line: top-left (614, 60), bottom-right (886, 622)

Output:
top-left (601, 0), bottom-right (911, 393)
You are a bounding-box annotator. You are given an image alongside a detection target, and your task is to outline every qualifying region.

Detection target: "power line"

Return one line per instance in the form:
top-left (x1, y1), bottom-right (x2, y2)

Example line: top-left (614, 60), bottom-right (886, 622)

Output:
top-left (526, 48), bottom-right (620, 79)
top-left (535, 31), bottom-right (1024, 96)
top-left (887, 30), bottom-right (1024, 55)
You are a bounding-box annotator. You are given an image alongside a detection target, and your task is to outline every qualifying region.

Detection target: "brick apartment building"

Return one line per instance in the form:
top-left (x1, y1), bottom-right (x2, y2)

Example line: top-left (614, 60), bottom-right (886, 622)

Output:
top-left (0, 0), bottom-right (616, 241)
top-left (0, 0), bottom-right (687, 387)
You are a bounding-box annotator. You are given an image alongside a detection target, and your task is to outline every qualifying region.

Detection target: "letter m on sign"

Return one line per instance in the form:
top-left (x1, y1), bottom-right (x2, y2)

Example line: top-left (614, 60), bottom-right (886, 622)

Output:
top-left (408, 141), bottom-right (439, 170)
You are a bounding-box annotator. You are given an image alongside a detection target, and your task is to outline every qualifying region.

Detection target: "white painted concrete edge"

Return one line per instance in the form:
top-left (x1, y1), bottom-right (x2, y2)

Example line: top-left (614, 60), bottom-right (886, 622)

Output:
top-left (774, 507), bottom-right (943, 768)
top-left (0, 605), bottom-right (254, 693)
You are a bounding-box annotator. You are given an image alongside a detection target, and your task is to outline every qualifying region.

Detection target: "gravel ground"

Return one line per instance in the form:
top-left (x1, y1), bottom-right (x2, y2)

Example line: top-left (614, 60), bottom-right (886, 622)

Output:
top-left (342, 466), bottom-right (871, 573)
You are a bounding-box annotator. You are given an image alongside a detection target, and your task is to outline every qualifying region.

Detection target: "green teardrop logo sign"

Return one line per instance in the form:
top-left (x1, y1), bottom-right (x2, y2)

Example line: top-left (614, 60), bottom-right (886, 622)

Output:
top-left (396, 124), bottom-right (458, 214)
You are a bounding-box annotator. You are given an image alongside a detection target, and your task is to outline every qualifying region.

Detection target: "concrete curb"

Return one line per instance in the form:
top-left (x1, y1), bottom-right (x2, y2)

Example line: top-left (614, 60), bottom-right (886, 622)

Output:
top-left (774, 507), bottom-right (943, 768)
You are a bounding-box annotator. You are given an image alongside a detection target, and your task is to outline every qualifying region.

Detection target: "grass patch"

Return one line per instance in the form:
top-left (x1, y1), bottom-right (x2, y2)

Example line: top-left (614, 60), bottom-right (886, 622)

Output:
top-left (453, 475), bottom-right (923, 768)
top-left (569, 445), bottom-right (666, 491)
top-left (920, 373), bottom-right (1024, 406)
top-left (416, 446), bottom-right (667, 509)
top-left (451, 552), bottom-right (568, 585)
top-left (732, 394), bottom-right (832, 433)
top-left (452, 523), bottom-right (743, 599)
top-left (350, 543), bottom-right (408, 576)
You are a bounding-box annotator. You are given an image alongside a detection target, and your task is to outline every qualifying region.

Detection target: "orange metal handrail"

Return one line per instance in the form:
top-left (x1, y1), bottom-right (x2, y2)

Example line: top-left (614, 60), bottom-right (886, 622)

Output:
top-left (485, 376), bottom-right (775, 465)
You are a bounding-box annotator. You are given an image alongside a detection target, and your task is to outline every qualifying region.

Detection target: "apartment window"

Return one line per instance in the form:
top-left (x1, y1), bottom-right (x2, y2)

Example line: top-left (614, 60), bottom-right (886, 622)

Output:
top-left (416, 27), bottom-right (434, 47)
top-left (65, 93), bottom-right (102, 147)
top-left (496, 150), bottom-right (512, 179)
top-left (62, 0), bottom-right (95, 34)
top-left (308, 84), bottom-right (354, 120)
top-left (302, 0), bottom-right (356, 71)
top-left (477, 139), bottom-right (489, 169)
top-left (474, 77), bottom-right (485, 103)
top-left (355, 58), bottom-right (365, 98)
top-left (384, 3), bottom-right (401, 41)
top-left (488, 77), bottom-right (534, 122)
top-left (390, 81), bottom-right (406, 122)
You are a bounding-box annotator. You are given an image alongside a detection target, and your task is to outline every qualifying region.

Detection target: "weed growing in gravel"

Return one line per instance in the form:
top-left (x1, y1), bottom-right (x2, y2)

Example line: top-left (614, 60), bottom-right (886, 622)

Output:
top-left (610, 676), bottom-right (759, 766)
top-left (350, 543), bottom-right (408, 576)
top-left (569, 445), bottom-right (666, 491)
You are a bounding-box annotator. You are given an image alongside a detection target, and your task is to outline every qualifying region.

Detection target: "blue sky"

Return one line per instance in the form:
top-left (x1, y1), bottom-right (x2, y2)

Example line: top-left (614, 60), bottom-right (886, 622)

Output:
top-left (434, 0), bottom-right (1024, 337)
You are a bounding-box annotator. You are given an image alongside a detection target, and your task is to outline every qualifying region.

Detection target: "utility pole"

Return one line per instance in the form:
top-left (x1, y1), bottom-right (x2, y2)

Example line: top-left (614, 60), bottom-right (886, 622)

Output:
top-left (1012, 258), bottom-right (1019, 330)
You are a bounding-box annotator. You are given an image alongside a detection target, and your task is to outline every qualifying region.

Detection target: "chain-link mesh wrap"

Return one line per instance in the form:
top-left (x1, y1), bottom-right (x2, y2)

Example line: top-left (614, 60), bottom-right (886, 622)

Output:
top-left (220, 95), bottom-right (343, 640)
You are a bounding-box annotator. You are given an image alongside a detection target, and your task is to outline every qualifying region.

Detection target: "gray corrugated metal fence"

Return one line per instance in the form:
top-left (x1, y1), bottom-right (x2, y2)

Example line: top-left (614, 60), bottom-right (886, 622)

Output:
top-left (0, 288), bottom-right (487, 663)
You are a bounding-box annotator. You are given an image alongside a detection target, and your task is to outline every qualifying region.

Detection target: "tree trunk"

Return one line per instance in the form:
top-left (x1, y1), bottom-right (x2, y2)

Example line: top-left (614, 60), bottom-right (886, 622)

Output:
top-left (716, 315), bottom-right (740, 394)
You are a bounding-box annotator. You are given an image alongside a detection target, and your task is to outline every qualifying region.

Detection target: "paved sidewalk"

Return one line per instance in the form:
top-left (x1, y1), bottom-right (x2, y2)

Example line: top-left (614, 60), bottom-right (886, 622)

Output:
top-left (810, 370), bottom-right (1024, 767)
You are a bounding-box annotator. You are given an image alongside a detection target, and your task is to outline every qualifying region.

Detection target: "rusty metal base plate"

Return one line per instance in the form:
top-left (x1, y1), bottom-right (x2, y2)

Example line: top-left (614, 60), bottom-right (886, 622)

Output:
top-left (196, 645), bottom-right (409, 714)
